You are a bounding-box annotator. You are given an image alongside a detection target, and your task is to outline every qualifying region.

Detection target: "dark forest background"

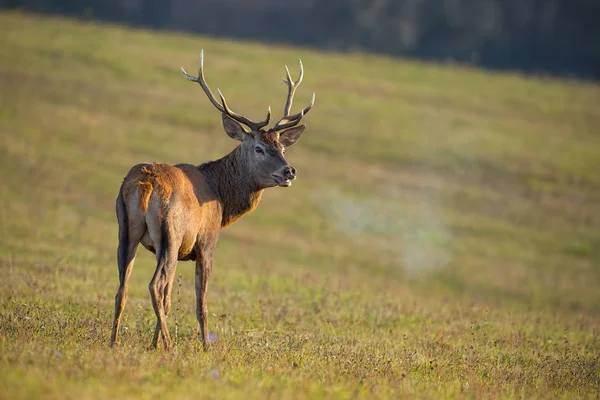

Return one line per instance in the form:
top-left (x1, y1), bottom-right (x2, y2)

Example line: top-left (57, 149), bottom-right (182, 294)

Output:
top-left (2, 0), bottom-right (599, 80)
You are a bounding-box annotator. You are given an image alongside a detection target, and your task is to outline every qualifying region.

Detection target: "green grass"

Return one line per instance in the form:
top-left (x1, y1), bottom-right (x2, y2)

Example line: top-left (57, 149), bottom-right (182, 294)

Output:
top-left (1, 10), bottom-right (600, 399)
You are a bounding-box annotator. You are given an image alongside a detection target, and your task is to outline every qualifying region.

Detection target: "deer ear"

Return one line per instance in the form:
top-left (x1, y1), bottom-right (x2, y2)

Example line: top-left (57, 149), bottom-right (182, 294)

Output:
top-left (279, 125), bottom-right (305, 147)
top-left (222, 114), bottom-right (247, 141)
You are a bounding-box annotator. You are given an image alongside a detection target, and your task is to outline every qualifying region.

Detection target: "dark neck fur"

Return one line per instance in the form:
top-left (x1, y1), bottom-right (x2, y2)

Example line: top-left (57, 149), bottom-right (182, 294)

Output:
top-left (198, 146), bottom-right (264, 227)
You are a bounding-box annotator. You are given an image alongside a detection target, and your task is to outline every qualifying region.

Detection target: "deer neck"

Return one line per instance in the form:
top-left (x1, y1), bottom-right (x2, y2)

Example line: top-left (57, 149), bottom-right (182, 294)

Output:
top-left (199, 146), bottom-right (264, 227)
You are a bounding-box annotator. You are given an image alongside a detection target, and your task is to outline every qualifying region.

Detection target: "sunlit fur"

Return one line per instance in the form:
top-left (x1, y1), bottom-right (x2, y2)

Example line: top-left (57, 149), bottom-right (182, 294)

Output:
top-left (110, 116), bottom-right (306, 351)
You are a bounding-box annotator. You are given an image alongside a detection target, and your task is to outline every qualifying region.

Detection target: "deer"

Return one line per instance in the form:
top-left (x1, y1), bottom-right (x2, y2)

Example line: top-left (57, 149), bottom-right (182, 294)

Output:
top-left (110, 50), bottom-right (315, 351)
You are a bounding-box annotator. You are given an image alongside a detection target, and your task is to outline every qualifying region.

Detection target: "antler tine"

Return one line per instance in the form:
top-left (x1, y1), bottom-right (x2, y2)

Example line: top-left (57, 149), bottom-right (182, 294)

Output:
top-left (272, 92), bottom-right (315, 131)
top-left (282, 60), bottom-right (303, 117)
top-left (282, 65), bottom-right (293, 114)
top-left (217, 89), bottom-right (272, 129)
top-left (181, 50), bottom-right (224, 113)
top-left (272, 59), bottom-right (313, 132)
top-left (181, 49), bottom-right (271, 130)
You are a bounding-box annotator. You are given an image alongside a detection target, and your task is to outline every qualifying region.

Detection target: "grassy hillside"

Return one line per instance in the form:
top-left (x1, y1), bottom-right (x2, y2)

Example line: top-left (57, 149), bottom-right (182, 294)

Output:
top-left (1, 11), bottom-right (599, 399)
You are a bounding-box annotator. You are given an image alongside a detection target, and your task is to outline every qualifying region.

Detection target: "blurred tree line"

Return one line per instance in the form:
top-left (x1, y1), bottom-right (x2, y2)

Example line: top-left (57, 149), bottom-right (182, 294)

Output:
top-left (2, 0), bottom-right (599, 79)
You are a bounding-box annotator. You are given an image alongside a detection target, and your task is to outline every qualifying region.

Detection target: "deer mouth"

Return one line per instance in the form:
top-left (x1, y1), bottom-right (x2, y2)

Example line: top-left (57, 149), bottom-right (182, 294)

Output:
top-left (272, 174), bottom-right (292, 187)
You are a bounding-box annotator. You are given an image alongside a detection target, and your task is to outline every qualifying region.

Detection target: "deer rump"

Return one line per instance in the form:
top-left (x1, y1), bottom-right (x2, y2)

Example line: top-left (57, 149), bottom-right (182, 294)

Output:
top-left (118, 162), bottom-right (219, 263)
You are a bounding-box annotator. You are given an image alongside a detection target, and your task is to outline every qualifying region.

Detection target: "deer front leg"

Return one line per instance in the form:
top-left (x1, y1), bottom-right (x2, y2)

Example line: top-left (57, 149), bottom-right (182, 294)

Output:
top-left (195, 247), bottom-right (213, 351)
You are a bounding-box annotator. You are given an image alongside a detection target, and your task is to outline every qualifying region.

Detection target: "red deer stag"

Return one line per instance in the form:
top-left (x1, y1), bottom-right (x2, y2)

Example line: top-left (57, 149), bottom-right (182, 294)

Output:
top-left (110, 50), bottom-right (315, 350)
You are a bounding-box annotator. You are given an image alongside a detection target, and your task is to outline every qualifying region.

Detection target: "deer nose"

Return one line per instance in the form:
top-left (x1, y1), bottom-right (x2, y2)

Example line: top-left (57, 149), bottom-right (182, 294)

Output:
top-left (283, 166), bottom-right (296, 180)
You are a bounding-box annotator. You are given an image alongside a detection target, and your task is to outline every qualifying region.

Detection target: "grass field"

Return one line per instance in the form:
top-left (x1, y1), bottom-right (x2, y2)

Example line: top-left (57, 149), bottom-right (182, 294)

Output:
top-left (1, 11), bottom-right (600, 399)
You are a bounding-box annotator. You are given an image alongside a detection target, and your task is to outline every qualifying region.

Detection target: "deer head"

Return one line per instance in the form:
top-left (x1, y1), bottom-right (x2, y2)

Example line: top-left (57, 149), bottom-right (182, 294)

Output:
top-left (181, 50), bottom-right (315, 188)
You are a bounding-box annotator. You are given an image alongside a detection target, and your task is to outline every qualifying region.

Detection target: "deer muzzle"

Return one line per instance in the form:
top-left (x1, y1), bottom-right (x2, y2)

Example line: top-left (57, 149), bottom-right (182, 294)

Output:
top-left (272, 166), bottom-right (296, 187)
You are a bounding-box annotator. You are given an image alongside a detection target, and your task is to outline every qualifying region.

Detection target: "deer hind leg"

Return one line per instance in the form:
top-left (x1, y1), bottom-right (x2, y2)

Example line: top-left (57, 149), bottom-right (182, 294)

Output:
top-left (163, 268), bottom-right (177, 316)
top-left (149, 270), bottom-right (166, 349)
top-left (151, 263), bottom-right (178, 348)
top-left (111, 191), bottom-right (144, 347)
top-left (148, 229), bottom-right (179, 350)
top-left (158, 263), bottom-right (178, 348)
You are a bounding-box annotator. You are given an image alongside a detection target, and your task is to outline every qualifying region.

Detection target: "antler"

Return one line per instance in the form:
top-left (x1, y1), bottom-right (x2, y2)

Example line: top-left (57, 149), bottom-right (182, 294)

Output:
top-left (181, 50), bottom-right (271, 131)
top-left (271, 60), bottom-right (315, 132)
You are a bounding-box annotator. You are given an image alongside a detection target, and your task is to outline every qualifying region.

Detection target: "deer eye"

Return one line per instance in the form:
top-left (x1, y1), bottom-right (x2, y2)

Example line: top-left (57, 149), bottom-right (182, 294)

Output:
top-left (255, 146), bottom-right (263, 154)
